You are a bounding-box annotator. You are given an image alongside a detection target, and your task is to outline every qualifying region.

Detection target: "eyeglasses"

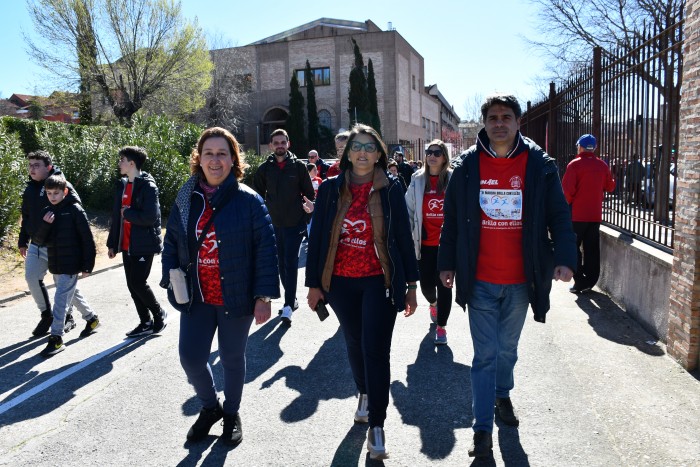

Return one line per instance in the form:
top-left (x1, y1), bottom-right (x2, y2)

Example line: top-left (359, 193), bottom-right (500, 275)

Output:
top-left (349, 141), bottom-right (378, 153)
top-left (28, 163), bottom-right (44, 169)
top-left (425, 149), bottom-right (443, 157)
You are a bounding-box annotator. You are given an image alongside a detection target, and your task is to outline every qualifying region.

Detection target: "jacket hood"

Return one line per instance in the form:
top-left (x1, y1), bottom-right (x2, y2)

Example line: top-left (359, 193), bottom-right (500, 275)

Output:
top-left (475, 128), bottom-right (530, 159)
top-left (121, 171), bottom-right (157, 185)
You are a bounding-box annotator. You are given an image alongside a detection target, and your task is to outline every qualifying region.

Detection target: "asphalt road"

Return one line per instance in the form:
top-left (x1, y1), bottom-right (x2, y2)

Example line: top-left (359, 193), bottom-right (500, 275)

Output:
top-left (1, 252), bottom-right (699, 466)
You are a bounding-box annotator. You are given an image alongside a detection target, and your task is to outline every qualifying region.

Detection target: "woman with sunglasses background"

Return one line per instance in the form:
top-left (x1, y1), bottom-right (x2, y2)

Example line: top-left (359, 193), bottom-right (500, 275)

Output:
top-left (305, 124), bottom-right (419, 460)
top-left (405, 139), bottom-right (453, 344)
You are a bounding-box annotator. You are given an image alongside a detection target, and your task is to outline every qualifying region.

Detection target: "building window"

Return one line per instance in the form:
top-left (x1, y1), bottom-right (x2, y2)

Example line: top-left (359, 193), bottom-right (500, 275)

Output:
top-left (318, 109), bottom-right (332, 129)
top-left (295, 67), bottom-right (331, 86)
top-left (412, 75), bottom-right (416, 90)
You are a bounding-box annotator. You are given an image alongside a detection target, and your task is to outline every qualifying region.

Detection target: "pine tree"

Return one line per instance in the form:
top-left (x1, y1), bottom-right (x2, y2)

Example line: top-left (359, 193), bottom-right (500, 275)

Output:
top-left (305, 60), bottom-right (319, 151)
top-left (348, 38), bottom-right (370, 126)
top-left (367, 59), bottom-right (381, 136)
top-left (286, 73), bottom-right (307, 156)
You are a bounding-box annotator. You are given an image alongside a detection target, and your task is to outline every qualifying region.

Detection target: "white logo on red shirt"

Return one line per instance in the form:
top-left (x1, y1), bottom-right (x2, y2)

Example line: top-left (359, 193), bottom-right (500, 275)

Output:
top-left (341, 219), bottom-right (366, 234)
top-left (428, 199), bottom-right (444, 211)
top-left (481, 179), bottom-right (499, 186)
top-left (509, 176), bottom-right (523, 189)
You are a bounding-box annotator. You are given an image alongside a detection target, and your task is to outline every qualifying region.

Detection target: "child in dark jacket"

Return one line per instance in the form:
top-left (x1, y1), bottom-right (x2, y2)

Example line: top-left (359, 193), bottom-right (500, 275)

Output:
top-left (106, 146), bottom-right (167, 337)
top-left (35, 174), bottom-right (100, 357)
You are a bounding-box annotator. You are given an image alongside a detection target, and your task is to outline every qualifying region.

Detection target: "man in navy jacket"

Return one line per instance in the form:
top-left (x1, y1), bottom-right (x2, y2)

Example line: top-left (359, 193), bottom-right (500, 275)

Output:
top-left (438, 94), bottom-right (576, 459)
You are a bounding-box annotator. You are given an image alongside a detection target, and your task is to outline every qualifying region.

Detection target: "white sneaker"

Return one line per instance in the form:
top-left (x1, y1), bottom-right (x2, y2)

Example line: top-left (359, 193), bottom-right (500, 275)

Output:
top-left (354, 393), bottom-right (369, 423)
top-left (280, 305), bottom-right (293, 325)
top-left (367, 426), bottom-right (388, 460)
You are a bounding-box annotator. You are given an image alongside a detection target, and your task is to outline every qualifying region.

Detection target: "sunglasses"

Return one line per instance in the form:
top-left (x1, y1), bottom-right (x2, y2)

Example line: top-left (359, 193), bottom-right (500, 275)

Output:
top-left (349, 141), bottom-right (378, 153)
top-left (425, 149), bottom-right (443, 157)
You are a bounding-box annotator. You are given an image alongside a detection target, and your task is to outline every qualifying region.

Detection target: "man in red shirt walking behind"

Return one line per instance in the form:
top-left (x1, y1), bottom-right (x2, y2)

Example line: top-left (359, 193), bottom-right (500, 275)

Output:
top-left (562, 134), bottom-right (616, 294)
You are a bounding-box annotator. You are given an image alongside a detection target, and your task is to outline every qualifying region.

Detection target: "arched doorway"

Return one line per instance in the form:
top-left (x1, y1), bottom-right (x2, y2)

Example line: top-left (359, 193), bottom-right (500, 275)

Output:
top-left (261, 107), bottom-right (289, 144)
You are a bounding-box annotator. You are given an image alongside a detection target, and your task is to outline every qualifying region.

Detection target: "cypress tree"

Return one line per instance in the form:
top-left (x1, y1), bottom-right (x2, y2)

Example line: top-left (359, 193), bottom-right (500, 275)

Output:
top-left (286, 73), bottom-right (307, 156)
top-left (305, 60), bottom-right (319, 151)
top-left (348, 38), bottom-right (370, 126)
top-left (367, 59), bottom-right (381, 136)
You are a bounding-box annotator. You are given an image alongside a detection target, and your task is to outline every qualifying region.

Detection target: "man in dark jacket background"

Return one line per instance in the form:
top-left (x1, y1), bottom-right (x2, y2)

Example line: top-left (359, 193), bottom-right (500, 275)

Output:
top-left (253, 129), bottom-right (315, 325)
top-left (438, 94), bottom-right (576, 459)
top-left (561, 134), bottom-right (616, 294)
top-left (107, 146), bottom-right (167, 338)
top-left (18, 150), bottom-right (81, 337)
top-left (307, 149), bottom-right (330, 179)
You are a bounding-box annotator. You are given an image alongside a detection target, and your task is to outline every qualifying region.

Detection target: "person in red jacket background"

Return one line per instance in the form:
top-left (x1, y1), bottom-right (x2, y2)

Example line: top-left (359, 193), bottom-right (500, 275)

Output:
top-left (562, 134), bottom-right (616, 294)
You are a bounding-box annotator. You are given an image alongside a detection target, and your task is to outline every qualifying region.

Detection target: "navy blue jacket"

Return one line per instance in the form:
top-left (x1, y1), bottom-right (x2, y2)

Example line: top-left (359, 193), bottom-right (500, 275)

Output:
top-left (305, 172), bottom-right (420, 312)
top-left (161, 174), bottom-right (280, 317)
top-left (437, 129), bottom-right (577, 322)
top-left (106, 172), bottom-right (162, 256)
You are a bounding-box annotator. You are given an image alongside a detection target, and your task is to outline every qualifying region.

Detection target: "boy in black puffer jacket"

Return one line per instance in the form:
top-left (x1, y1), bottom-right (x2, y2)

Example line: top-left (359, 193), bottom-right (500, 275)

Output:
top-left (35, 174), bottom-right (100, 357)
top-left (106, 146), bottom-right (167, 338)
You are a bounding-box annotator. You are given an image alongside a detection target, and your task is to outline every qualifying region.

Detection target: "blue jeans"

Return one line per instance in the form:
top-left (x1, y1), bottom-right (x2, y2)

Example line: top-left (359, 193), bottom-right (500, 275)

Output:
top-left (179, 301), bottom-right (254, 415)
top-left (467, 280), bottom-right (529, 433)
top-left (274, 222), bottom-right (306, 307)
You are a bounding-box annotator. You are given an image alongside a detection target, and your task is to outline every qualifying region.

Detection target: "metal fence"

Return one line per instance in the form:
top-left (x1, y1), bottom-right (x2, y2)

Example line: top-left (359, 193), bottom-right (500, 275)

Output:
top-left (384, 137), bottom-right (468, 166)
top-left (521, 11), bottom-right (684, 251)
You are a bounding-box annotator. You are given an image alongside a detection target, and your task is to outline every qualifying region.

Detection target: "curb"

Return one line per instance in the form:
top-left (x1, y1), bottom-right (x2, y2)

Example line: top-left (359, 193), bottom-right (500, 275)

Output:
top-left (0, 262), bottom-right (124, 306)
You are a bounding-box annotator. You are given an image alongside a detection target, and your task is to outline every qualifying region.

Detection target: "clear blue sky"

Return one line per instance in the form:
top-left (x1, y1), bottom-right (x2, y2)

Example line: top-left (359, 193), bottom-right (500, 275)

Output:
top-left (1, 0), bottom-right (549, 119)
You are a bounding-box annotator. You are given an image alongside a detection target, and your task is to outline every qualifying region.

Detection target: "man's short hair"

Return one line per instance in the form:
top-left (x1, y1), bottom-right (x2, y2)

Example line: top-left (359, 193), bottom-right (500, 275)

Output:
top-left (119, 146), bottom-right (148, 170)
top-left (306, 163), bottom-right (316, 172)
top-left (27, 150), bottom-right (52, 167)
top-left (271, 128), bottom-right (289, 140)
top-left (308, 150), bottom-right (319, 157)
top-left (481, 93), bottom-right (522, 121)
top-left (393, 151), bottom-right (404, 159)
top-left (45, 174), bottom-right (67, 191)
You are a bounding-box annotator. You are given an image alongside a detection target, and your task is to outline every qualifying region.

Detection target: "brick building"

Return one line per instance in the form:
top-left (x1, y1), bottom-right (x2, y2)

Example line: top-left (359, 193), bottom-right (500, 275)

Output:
top-left (211, 18), bottom-right (457, 154)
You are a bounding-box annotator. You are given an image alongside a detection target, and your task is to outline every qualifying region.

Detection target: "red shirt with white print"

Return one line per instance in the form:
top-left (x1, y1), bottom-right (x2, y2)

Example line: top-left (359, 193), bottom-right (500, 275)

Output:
top-left (476, 151), bottom-right (528, 284)
top-left (120, 182), bottom-right (133, 251)
top-left (333, 182), bottom-right (383, 278)
top-left (196, 198), bottom-right (223, 305)
top-left (422, 175), bottom-right (444, 247)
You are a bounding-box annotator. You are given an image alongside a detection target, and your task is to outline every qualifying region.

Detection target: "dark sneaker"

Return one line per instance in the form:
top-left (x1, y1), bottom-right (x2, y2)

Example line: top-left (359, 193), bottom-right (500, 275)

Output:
top-left (64, 314), bottom-right (77, 333)
top-left (80, 315), bottom-right (100, 338)
top-left (32, 310), bottom-right (53, 337)
top-left (40, 335), bottom-right (65, 357)
top-left (125, 321), bottom-right (154, 338)
top-left (569, 285), bottom-right (592, 294)
top-left (468, 430), bottom-right (493, 458)
top-left (153, 309), bottom-right (168, 334)
top-left (367, 426), bottom-right (388, 460)
top-left (222, 412), bottom-right (243, 446)
top-left (495, 397), bottom-right (520, 427)
top-left (187, 402), bottom-right (224, 442)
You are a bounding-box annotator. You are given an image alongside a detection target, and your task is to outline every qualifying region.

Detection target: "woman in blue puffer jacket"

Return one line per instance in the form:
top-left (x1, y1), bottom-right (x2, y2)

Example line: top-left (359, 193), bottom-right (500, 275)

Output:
top-left (161, 127), bottom-right (279, 447)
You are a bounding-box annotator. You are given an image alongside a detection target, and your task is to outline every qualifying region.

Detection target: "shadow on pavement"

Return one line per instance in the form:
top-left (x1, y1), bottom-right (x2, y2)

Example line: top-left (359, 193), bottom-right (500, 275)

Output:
top-left (495, 418), bottom-right (529, 466)
top-left (244, 318), bottom-right (290, 384)
top-left (574, 291), bottom-right (665, 356)
top-left (0, 335), bottom-right (151, 424)
top-left (330, 423), bottom-right (366, 466)
top-left (390, 324), bottom-right (472, 460)
top-left (260, 327), bottom-right (355, 423)
top-left (0, 337), bottom-right (47, 396)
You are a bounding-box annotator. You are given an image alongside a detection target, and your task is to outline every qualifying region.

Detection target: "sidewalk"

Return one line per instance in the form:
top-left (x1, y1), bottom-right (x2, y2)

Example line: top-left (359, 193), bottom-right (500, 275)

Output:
top-left (0, 257), bottom-right (698, 466)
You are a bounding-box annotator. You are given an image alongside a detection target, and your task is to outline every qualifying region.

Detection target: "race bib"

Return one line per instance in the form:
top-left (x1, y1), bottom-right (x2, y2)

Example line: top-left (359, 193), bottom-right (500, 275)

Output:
top-left (479, 189), bottom-right (522, 220)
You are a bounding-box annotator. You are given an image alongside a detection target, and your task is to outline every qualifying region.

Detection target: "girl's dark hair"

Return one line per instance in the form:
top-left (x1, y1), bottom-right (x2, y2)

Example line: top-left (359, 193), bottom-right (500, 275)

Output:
top-left (339, 124), bottom-right (388, 172)
top-left (190, 127), bottom-right (248, 181)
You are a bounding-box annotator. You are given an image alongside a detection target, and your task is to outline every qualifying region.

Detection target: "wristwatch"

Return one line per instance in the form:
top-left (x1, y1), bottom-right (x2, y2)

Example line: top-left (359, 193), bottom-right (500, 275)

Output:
top-left (256, 296), bottom-right (272, 303)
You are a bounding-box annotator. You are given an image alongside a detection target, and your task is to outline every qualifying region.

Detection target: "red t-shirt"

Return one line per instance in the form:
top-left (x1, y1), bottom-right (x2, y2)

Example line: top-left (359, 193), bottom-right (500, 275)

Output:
top-left (476, 152), bottom-right (528, 284)
top-left (196, 198), bottom-right (223, 305)
top-left (333, 182), bottom-right (383, 278)
top-left (422, 175), bottom-right (444, 247)
top-left (120, 182), bottom-right (133, 251)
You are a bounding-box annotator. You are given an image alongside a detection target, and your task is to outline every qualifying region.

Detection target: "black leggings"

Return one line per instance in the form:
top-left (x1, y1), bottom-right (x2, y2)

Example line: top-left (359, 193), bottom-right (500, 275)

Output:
top-left (122, 252), bottom-right (162, 323)
top-left (419, 245), bottom-right (452, 327)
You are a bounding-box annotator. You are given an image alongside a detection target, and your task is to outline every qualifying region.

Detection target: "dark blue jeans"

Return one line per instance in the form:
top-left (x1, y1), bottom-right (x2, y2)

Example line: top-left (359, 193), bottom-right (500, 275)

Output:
top-left (274, 222), bottom-right (306, 307)
top-left (179, 301), bottom-right (254, 415)
top-left (326, 275), bottom-right (397, 428)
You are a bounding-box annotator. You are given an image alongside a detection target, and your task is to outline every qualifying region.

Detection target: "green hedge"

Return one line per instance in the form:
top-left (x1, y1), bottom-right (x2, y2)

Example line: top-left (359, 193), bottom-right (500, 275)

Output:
top-left (0, 127), bottom-right (26, 241)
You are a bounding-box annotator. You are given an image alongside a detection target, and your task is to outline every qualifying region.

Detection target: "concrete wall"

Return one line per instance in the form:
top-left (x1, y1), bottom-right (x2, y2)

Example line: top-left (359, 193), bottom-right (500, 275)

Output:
top-left (598, 226), bottom-right (673, 340)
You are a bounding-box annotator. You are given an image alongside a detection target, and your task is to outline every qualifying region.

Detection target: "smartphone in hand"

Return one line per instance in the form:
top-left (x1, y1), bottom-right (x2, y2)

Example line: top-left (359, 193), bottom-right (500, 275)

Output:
top-left (315, 300), bottom-right (330, 321)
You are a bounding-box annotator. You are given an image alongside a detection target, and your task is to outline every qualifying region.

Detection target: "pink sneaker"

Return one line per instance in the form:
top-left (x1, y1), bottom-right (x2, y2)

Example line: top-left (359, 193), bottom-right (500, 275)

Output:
top-left (429, 304), bottom-right (437, 324)
top-left (435, 326), bottom-right (447, 345)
